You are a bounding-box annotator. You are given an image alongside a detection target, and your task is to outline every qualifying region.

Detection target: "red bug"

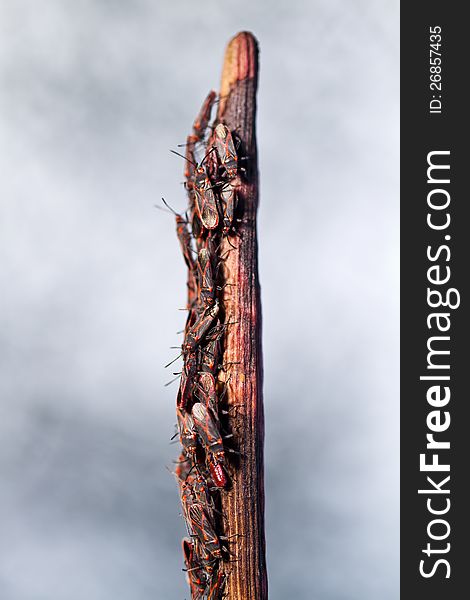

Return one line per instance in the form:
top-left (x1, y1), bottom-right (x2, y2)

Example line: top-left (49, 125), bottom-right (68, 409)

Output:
top-left (175, 451), bottom-right (192, 482)
top-left (200, 336), bottom-right (220, 375)
top-left (191, 402), bottom-right (225, 466)
top-left (197, 246), bottom-right (216, 307)
top-left (188, 500), bottom-right (222, 560)
top-left (182, 538), bottom-right (207, 600)
top-left (193, 536), bottom-right (217, 574)
top-left (213, 124), bottom-right (238, 180)
top-left (172, 146), bottom-right (219, 232)
top-left (189, 539), bottom-right (223, 599)
top-left (191, 91), bottom-right (216, 145)
top-left (183, 135), bottom-right (198, 221)
top-left (180, 474), bottom-right (222, 560)
top-left (176, 215), bottom-right (198, 302)
top-left (175, 215), bottom-right (194, 271)
top-left (160, 198), bottom-right (198, 303)
top-left (177, 349), bottom-right (198, 410)
top-left (191, 470), bottom-right (215, 511)
top-left (213, 123), bottom-right (241, 235)
top-left (184, 91), bottom-right (216, 173)
top-left (159, 199), bottom-right (195, 270)
top-left (219, 183), bottom-right (237, 236)
top-left (193, 161), bottom-right (220, 231)
top-left (196, 372), bottom-right (218, 416)
top-left (194, 375), bottom-right (228, 489)
top-left (207, 569), bottom-right (225, 600)
top-left (183, 301), bottom-right (219, 355)
top-left (173, 148), bottom-right (219, 232)
top-left (176, 407), bottom-right (198, 457)
top-left (207, 455), bottom-right (227, 489)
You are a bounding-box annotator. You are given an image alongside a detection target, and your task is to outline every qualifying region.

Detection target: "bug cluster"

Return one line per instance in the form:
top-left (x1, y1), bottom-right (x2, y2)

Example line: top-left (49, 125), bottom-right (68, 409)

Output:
top-left (167, 91), bottom-right (242, 600)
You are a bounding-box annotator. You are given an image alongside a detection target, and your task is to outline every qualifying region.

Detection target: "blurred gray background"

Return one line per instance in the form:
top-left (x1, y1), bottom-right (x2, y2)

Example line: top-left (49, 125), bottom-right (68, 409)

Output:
top-left (0, 1), bottom-right (399, 599)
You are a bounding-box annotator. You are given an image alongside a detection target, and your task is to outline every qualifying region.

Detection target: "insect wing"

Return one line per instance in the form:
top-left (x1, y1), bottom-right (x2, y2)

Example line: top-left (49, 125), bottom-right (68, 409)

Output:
top-left (194, 185), bottom-right (219, 230)
top-left (192, 402), bottom-right (224, 458)
top-left (207, 570), bottom-right (225, 600)
top-left (220, 184), bottom-right (237, 233)
top-left (177, 351), bottom-right (197, 409)
top-left (179, 483), bottom-right (195, 537)
top-left (197, 247), bottom-right (215, 305)
top-left (192, 91), bottom-right (216, 142)
top-left (200, 337), bottom-right (220, 374)
top-left (197, 372), bottom-right (218, 418)
top-left (182, 538), bottom-right (207, 600)
top-left (175, 450), bottom-right (192, 481)
top-left (188, 502), bottom-right (221, 559)
top-left (177, 408), bottom-right (198, 455)
top-left (185, 302), bottom-right (219, 353)
top-left (184, 134), bottom-right (197, 182)
top-left (192, 473), bottom-right (214, 511)
top-left (175, 216), bottom-right (194, 270)
top-left (214, 123), bottom-right (238, 179)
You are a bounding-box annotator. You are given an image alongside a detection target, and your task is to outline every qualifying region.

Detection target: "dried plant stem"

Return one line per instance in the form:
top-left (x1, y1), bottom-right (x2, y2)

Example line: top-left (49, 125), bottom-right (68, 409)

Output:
top-left (216, 32), bottom-right (268, 600)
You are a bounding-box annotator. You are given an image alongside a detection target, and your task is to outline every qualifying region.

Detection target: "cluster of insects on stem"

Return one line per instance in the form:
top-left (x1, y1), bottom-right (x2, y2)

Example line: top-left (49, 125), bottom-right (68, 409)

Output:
top-left (164, 90), bottom-right (243, 600)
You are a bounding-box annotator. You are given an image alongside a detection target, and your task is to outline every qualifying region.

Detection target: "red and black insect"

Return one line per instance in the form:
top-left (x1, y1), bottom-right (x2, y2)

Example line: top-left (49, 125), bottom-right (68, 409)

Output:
top-left (194, 536), bottom-right (217, 574)
top-left (177, 349), bottom-right (198, 410)
top-left (213, 124), bottom-right (241, 235)
top-left (191, 402), bottom-right (225, 465)
top-left (160, 198), bottom-right (198, 304)
top-left (182, 538), bottom-right (207, 600)
top-left (200, 336), bottom-right (221, 375)
top-left (193, 161), bottom-right (220, 231)
top-left (172, 146), bottom-right (219, 233)
top-left (159, 199), bottom-right (194, 270)
top-left (174, 147), bottom-right (220, 233)
top-left (193, 375), bottom-right (228, 489)
top-left (183, 90), bottom-right (216, 171)
top-left (206, 569), bottom-right (225, 600)
top-left (207, 455), bottom-right (227, 489)
top-left (176, 215), bottom-right (194, 271)
top-left (176, 407), bottom-right (198, 457)
top-left (191, 470), bottom-right (215, 510)
top-left (218, 184), bottom-right (237, 236)
top-left (186, 538), bottom-right (224, 600)
top-left (188, 500), bottom-right (222, 560)
top-left (197, 245), bottom-right (216, 307)
top-left (180, 474), bottom-right (222, 560)
top-left (183, 301), bottom-right (219, 355)
top-left (191, 91), bottom-right (216, 145)
top-left (196, 372), bottom-right (219, 420)
top-left (213, 124), bottom-right (238, 180)
top-left (175, 450), bottom-right (192, 482)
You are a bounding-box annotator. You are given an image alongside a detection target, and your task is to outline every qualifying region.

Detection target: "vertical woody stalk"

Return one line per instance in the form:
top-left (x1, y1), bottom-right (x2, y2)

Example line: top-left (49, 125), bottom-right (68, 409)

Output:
top-left (217, 32), bottom-right (267, 600)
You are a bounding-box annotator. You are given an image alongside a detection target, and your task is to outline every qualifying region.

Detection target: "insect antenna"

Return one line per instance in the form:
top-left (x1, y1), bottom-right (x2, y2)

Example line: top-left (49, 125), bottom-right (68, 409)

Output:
top-left (199, 145), bottom-right (217, 167)
top-left (161, 197), bottom-right (181, 215)
top-left (176, 136), bottom-right (206, 149)
top-left (170, 148), bottom-right (197, 167)
top-left (155, 199), bottom-right (191, 226)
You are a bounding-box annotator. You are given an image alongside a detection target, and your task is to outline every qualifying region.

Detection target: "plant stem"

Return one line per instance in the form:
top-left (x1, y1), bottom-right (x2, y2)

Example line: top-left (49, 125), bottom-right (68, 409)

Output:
top-left (216, 32), bottom-right (268, 600)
